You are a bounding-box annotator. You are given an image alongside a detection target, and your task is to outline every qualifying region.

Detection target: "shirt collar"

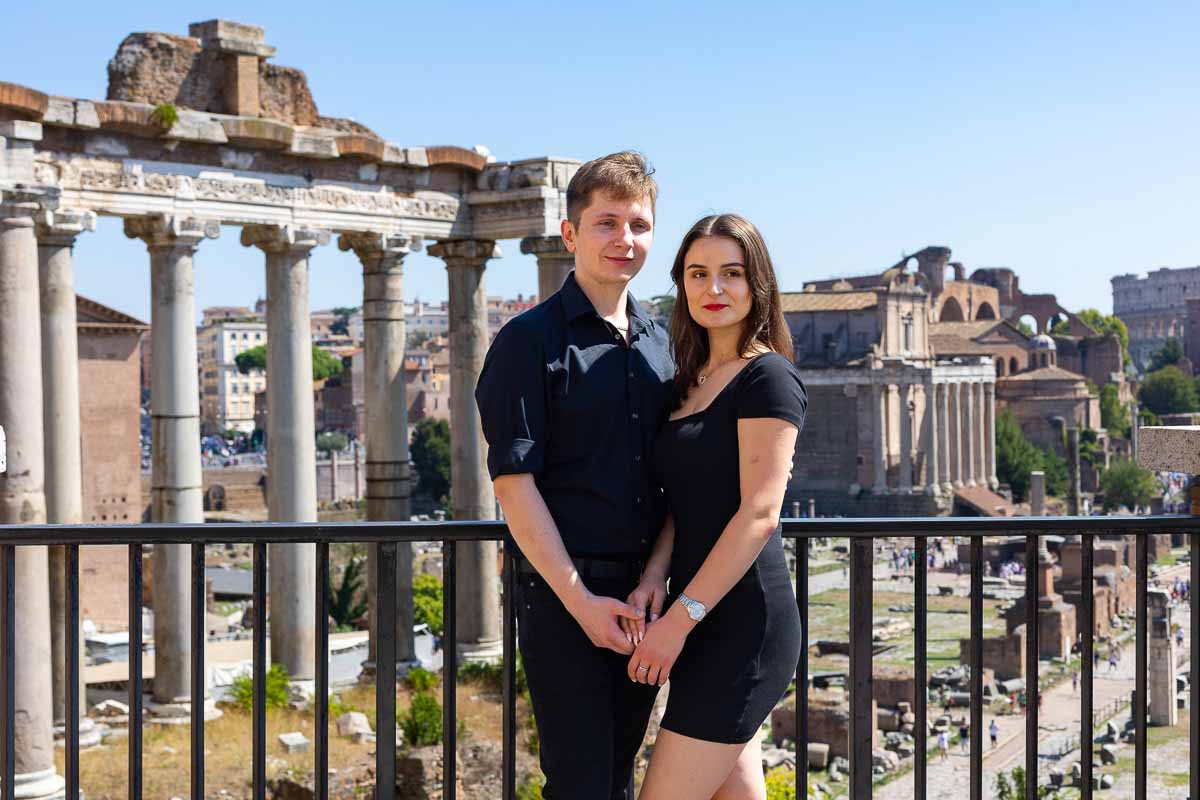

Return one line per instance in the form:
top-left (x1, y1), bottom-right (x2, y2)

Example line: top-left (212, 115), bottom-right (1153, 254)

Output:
top-left (560, 270), bottom-right (653, 332)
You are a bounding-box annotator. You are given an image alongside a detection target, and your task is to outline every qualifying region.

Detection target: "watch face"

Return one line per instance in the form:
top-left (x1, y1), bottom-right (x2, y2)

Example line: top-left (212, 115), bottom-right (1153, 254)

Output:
top-left (687, 604), bottom-right (704, 621)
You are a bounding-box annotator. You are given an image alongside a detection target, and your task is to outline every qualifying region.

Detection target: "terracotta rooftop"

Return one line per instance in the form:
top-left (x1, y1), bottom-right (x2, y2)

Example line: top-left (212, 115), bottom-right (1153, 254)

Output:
top-left (929, 333), bottom-right (994, 357)
top-left (954, 485), bottom-right (1018, 517)
top-left (780, 291), bottom-right (879, 313)
top-left (1000, 365), bottom-right (1086, 383)
top-left (931, 320), bottom-right (1008, 339)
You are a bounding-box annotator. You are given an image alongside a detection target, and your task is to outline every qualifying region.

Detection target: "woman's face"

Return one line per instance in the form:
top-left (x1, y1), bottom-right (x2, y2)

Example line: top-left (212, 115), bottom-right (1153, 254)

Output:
top-left (682, 235), bottom-right (753, 333)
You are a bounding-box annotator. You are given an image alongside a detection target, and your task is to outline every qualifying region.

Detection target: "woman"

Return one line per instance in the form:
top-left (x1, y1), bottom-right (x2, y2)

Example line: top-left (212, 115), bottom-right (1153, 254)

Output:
top-left (623, 214), bottom-right (806, 799)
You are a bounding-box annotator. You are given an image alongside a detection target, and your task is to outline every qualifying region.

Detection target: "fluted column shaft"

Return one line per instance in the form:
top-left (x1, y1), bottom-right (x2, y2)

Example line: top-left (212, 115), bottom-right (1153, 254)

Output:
top-left (898, 383), bottom-right (913, 493)
top-left (37, 209), bottom-right (95, 727)
top-left (951, 382), bottom-right (964, 488)
top-left (430, 240), bottom-right (503, 661)
top-left (126, 214), bottom-right (217, 704)
top-left (871, 383), bottom-right (888, 494)
top-left (521, 236), bottom-right (574, 301)
top-left (923, 381), bottom-right (940, 496)
top-left (0, 188), bottom-right (66, 798)
top-left (986, 381), bottom-right (998, 489)
top-left (938, 384), bottom-right (952, 493)
top-left (965, 381), bottom-right (977, 486)
top-left (339, 232), bottom-right (419, 665)
top-left (974, 382), bottom-right (988, 487)
top-left (243, 224), bottom-right (327, 679)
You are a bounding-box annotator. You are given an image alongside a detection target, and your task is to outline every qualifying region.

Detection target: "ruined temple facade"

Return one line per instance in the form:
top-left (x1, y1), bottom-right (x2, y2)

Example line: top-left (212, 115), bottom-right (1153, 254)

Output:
top-left (1112, 266), bottom-right (1200, 370)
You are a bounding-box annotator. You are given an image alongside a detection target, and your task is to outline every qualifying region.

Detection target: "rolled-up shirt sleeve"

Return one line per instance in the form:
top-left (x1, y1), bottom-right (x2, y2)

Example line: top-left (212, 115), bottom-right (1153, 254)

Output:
top-left (475, 321), bottom-right (548, 480)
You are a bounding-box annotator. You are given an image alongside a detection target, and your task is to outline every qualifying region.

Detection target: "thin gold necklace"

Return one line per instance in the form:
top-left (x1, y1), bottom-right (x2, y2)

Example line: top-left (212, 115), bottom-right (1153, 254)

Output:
top-left (697, 356), bottom-right (743, 385)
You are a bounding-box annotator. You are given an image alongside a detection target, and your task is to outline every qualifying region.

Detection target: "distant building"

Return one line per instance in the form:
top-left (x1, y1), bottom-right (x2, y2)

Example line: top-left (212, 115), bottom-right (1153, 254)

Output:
top-left (1112, 266), bottom-right (1200, 370)
top-left (198, 316), bottom-right (267, 434)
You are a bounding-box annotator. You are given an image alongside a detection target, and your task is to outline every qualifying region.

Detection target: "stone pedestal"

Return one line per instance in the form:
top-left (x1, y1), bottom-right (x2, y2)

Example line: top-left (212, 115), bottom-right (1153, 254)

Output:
top-left (339, 232), bottom-right (420, 667)
top-left (1148, 588), bottom-right (1178, 726)
top-left (243, 224), bottom-right (327, 680)
top-left (1035, 551), bottom-right (1076, 660)
top-left (429, 240), bottom-right (503, 663)
top-left (126, 215), bottom-right (217, 709)
top-left (0, 186), bottom-right (67, 799)
top-left (1029, 470), bottom-right (1046, 515)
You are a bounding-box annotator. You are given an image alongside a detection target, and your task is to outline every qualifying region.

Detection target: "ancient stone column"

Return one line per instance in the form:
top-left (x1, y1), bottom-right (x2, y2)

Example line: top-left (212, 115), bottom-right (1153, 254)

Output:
top-left (871, 383), bottom-right (888, 495)
top-left (1029, 470), bottom-right (1046, 516)
top-left (338, 232), bottom-right (420, 667)
top-left (964, 381), bottom-right (977, 487)
top-left (898, 383), bottom-right (913, 493)
top-left (951, 382), bottom-right (964, 489)
top-left (974, 382), bottom-right (988, 487)
top-left (242, 225), bottom-right (328, 679)
top-left (985, 381), bottom-right (998, 490)
top-left (36, 208), bottom-right (96, 738)
top-left (0, 187), bottom-right (67, 799)
top-left (125, 214), bottom-right (218, 713)
top-left (938, 383), bottom-right (952, 494)
top-left (520, 236), bottom-right (574, 301)
top-left (429, 240), bottom-right (503, 662)
top-left (1148, 588), bottom-right (1178, 726)
top-left (923, 381), bottom-right (940, 496)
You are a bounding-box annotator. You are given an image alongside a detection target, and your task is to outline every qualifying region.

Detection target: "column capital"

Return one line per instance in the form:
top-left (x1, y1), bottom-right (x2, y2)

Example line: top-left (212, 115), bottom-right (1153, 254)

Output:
top-left (337, 231), bottom-right (423, 263)
top-left (240, 224), bottom-right (329, 255)
top-left (0, 186), bottom-right (58, 223)
top-left (519, 235), bottom-right (570, 259)
top-left (35, 208), bottom-right (96, 246)
top-left (429, 239), bottom-right (501, 267)
top-left (125, 214), bottom-right (220, 248)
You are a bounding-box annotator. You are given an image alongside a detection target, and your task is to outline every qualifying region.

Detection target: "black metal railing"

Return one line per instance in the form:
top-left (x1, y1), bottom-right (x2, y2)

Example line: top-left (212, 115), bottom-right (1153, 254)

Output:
top-left (0, 516), bottom-right (1196, 800)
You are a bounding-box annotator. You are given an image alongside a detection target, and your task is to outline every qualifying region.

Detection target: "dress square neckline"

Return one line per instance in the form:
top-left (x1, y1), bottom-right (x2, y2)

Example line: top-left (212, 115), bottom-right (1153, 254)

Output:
top-left (666, 352), bottom-right (774, 424)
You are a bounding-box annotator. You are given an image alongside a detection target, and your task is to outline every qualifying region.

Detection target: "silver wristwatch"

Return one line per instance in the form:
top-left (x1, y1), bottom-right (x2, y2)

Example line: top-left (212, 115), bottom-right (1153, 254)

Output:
top-left (677, 593), bottom-right (707, 622)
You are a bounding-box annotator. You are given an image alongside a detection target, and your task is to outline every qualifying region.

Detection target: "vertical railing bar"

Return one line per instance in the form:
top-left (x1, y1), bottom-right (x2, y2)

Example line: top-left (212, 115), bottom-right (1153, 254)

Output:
top-left (913, 535), bottom-right (927, 800)
top-left (376, 541), bottom-right (397, 800)
top-left (442, 540), bottom-right (457, 800)
top-left (969, 536), bottom-right (983, 800)
top-left (1135, 531), bottom-right (1147, 800)
top-left (1, 544), bottom-right (14, 800)
top-left (501, 548), bottom-right (517, 800)
top-left (1081, 532), bottom-right (1094, 800)
top-left (315, 541), bottom-right (329, 800)
top-left (127, 544), bottom-right (143, 800)
top-left (1190, 528), bottom-right (1199, 800)
top-left (191, 541), bottom-right (205, 800)
top-left (1024, 533), bottom-right (1039, 799)
top-left (252, 542), bottom-right (266, 800)
top-left (848, 536), bottom-right (872, 798)
top-left (66, 544), bottom-right (80, 800)
top-left (796, 532), bottom-right (809, 795)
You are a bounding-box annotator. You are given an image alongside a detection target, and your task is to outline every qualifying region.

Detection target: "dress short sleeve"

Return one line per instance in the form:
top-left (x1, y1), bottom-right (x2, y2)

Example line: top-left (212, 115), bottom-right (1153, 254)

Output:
top-left (734, 353), bottom-right (807, 431)
top-left (475, 319), bottom-right (548, 480)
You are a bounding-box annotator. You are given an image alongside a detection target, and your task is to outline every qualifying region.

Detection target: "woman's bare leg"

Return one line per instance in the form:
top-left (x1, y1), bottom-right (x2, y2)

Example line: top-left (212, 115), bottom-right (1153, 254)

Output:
top-left (711, 736), bottom-right (767, 800)
top-left (638, 728), bottom-right (748, 800)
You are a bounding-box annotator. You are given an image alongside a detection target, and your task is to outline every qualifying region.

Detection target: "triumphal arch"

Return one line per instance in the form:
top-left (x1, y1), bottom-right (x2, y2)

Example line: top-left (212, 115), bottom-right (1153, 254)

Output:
top-left (0, 20), bottom-right (577, 796)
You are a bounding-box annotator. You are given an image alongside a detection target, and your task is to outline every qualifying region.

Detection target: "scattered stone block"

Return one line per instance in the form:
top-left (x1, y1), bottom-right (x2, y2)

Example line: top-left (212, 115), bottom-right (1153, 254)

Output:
top-left (93, 699), bottom-right (129, 717)
top-left (336, 711), bottom-right (372, 738)
top-left (1100, 774), bottom-right (1115, 789)
top-left (278, 731), bottom-right (310, 754)
top-left (1099, 744), bottom-right (1118, 765)
top-left (807, 742), bottom-right (830, 770)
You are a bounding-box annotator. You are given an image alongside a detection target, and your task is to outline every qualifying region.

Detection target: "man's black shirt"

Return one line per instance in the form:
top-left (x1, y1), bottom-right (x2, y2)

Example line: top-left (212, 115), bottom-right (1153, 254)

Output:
top-left (475, 271), bottom-right (675, 560)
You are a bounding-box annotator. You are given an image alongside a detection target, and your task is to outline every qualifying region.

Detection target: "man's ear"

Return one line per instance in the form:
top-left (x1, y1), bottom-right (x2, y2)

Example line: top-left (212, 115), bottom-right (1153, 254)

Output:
top-left (560, 218), bottom-right (577, 253)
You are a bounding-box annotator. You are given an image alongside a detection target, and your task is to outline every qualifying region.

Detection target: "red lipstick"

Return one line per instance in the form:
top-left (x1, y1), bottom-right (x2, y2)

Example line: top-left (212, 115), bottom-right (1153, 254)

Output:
top-left (703, 304), bottom-right (728, 311)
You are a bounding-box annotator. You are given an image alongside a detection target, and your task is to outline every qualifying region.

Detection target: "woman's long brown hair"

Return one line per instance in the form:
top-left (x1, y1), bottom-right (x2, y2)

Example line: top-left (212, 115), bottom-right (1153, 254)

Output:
top-left (668, 214), bottom-right (793, 402)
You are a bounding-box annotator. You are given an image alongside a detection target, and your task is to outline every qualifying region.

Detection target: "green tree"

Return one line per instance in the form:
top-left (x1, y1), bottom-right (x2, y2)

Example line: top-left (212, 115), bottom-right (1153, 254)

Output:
top-left (412, 573), bottom-right (444, 636)
top-left (995, 409), bottom-right (1044, 501)
top-left (407, 328), bottom-right (432, 351)
top-left (646, 294), bottom-right (676, 324)
top-left (1017, 320), bottom-right (1035, 337)
top-left (235, 344), bottom-right (344, 381)
top-left (1077, 309), bottom-right (1131, 366)
top-left (1041, 446), bottom-right (1068, 497)
top-left (1099, 383), bottom-right (1131, 437)
top-left (1139, 365), bottom-right (1198, 415)
top-left (1149, 337), bottom-right (1185, 371)
top-left (1100, 458), bottom-right (1158, 511)
top-left (330, 306), bottom-right (358, 337)
top-left (329, 556), bottom-right (367, 630)
top-left (411, 418), bottom-right (451, 504)
top-left (1051, 318), bottom-right (1070, 335)
top-left (316, 431), bottom-right (348, 453)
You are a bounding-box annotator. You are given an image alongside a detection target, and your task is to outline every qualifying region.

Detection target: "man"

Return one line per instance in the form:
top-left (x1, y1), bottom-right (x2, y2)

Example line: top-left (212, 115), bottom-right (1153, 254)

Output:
top-left (476, 151), bottom-right (674, 799)
top-left (989, 719), bottom-right (999, 749)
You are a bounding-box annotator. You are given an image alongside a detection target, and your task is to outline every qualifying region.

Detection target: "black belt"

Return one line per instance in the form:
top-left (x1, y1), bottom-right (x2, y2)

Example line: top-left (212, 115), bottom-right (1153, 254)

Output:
top-left (517, 556), bottom-right (644, 583)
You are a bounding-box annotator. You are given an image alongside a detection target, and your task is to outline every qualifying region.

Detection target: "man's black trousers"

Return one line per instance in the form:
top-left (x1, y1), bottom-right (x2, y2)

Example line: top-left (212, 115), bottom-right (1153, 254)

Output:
top-left (516, 573), bottom-right (660, 800)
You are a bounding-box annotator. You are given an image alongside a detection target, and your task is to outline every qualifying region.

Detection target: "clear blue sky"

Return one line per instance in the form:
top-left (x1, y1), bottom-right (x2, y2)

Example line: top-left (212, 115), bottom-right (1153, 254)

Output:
top-left (3, 1), bottom-right (1196, 322)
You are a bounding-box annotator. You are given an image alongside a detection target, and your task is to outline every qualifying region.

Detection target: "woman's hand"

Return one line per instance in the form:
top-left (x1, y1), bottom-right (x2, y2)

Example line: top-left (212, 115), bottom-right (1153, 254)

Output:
top-left (627, 610), bottom-right (689, 686)
top-left (619, 571), bottom-right (667, 645)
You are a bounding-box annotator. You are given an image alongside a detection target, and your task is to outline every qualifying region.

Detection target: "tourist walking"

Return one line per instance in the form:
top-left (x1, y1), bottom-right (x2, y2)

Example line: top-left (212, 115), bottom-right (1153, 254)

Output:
top-left (989, 719), bottom-right (1000, 749)
top-left (938, 730), bottom-right (950, 762)
top-left (1072, 670), bottom-right (1079, 694)
top-left (476, 152), bottom-right (672, 800)
top-left (959, 721), bottom-right (970, 753)
top-left (628, 214), bottom-right (806, 800)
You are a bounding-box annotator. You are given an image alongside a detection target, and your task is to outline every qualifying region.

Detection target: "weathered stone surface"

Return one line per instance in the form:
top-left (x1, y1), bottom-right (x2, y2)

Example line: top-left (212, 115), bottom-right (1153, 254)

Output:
top-left (337, 135), bottom-right (386, 162)
top-left (335, 711), bottom-right (372, 738)
top-left (92, 101), bottom-right (159, 135)
top-left (188, 20), bottom-right (276, 57)
top-left (425, 146), bottom-right (488, 171)
top-left (220, 117), bottom-right (293, 149)
top-left (1137, 426), bottom-right (1200, 473)
top-left (0, 120), bottom-right (42, 141)
top-left (807, 741), bottom-right (830, 769)
top-left (278, 731), bottom-right (310, 753)
top-left (0, 81), bottom-right (50, 119)
top-left (289, 132), bottom-right (338, 159)
top-left (166, 111), bottom-right (228, 143)
top-left (1099, 743), bottom-right (1118, 765)
top-left (267, 778), bottom-right (313, 799)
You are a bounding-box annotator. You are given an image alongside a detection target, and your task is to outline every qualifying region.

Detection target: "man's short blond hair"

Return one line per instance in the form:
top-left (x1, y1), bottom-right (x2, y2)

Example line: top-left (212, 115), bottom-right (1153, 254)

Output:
top-left (566, 151), bottom-right (658, 229)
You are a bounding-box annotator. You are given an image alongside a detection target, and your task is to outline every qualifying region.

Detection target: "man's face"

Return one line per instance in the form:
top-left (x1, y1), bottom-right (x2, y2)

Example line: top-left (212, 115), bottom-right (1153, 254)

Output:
top-left (561, 191), bottom-right (654, 288)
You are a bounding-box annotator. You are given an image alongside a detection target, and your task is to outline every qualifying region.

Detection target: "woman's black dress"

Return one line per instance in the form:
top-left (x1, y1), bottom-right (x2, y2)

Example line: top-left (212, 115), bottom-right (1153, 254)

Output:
top-left (652, 353), bottom-right (806, 744)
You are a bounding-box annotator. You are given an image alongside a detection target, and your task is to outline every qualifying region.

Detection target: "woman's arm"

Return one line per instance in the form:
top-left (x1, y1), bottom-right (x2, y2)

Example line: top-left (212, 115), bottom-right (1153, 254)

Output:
top-left (628, 417), bottom-right (797, 684)
top-left (621, 515), bottom-right (675, 644)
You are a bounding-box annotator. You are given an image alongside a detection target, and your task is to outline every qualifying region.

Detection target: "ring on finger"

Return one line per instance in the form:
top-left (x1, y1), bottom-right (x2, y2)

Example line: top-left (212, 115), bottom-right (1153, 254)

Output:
top-left (636, 665), bottom-right (649, 673)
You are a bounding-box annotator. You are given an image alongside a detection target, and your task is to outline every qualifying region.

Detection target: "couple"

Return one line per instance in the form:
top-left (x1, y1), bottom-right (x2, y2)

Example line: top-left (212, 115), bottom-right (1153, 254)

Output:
top-left (476, 151), bottom-right (806, 799)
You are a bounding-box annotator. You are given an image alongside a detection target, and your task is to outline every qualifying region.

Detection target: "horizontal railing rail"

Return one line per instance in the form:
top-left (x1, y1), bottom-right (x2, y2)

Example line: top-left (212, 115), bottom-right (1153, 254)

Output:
top-left (0, 516), bottom-right (1194, 800)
